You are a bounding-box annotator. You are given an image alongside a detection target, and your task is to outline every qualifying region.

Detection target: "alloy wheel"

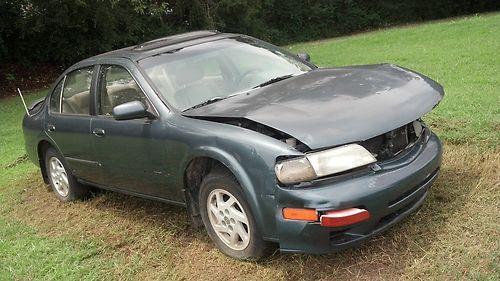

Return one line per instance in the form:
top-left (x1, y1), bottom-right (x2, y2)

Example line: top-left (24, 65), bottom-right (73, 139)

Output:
top-left (206, 188), bottom-right (251, 250)
top-left (48, 157), bottom-right (69, 197)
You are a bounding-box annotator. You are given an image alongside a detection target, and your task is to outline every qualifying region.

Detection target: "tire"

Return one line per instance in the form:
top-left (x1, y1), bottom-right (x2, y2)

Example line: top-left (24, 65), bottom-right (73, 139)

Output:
top-left (199, 168), bottom-right (272, 260)
top-left (44, 147), bottom-right (90, 202)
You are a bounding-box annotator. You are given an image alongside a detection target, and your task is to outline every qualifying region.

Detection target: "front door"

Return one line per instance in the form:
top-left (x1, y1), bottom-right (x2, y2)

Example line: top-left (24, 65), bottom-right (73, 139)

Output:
top-left (89, 64), bottom-right (170, 198)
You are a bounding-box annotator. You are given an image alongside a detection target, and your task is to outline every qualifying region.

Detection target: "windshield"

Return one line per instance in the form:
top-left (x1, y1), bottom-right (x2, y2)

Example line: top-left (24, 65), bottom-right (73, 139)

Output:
top-left (139, 37), bottom-right (312, 110)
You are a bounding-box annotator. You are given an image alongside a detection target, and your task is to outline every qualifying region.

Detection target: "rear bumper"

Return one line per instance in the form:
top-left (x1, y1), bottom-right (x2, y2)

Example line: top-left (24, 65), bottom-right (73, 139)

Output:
top-left (274, 130), bottom-right (442, 254)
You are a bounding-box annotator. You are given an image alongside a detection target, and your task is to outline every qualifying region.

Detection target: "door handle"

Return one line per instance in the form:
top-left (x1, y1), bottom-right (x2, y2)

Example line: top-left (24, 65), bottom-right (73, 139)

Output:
top-left (92, 128), bottom-right (105, 137)
top-left (47, 124), bottom-right (56, 132)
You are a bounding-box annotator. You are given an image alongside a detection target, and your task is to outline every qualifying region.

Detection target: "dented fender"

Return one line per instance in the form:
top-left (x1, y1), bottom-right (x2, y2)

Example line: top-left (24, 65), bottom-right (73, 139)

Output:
top-left (174, 116), bottom-right (302, 239)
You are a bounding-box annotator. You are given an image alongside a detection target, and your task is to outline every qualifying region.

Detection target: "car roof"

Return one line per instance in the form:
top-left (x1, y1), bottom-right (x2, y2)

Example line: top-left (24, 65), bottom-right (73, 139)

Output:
top-left (78, 30), bottom-right (239, 65)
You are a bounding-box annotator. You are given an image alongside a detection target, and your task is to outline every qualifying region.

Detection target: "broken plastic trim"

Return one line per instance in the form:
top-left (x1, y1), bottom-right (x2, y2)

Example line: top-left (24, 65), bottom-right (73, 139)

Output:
top-left (359, 119), bottom-right (425, 161)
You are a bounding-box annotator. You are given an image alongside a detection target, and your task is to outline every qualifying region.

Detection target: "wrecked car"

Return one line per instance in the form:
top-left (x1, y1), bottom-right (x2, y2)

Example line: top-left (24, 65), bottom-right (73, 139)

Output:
top-left (22, 31), bottom-right (443, 259)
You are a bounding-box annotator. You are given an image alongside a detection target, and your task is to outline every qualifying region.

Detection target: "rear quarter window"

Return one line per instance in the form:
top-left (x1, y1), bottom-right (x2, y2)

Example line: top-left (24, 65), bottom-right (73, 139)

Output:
top-left (49, 79), bottom-right (64, 113)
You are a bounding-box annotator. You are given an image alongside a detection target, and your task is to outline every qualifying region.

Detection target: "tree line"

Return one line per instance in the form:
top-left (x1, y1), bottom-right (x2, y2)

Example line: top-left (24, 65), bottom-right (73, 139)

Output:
top-left (1, 0), bottom-right (498, 65)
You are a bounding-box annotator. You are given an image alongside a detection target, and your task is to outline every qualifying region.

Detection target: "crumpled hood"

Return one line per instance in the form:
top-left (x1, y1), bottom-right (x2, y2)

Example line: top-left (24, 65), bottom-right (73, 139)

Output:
top-left (183, 64), bottom-right (444, 149)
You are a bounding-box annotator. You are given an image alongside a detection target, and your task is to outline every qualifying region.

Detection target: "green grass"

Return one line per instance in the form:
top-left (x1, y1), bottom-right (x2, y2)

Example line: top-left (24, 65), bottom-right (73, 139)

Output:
top-left (0, 92), bottom-right (113, 280)
top-left (289, 13), bottom-right (500, 148)
top-left (0, 90), bottom-right (46, 168)
top-left (0, 13), bottom-right (499, 280)
top-left (0, 218), bottom-right (102, 280)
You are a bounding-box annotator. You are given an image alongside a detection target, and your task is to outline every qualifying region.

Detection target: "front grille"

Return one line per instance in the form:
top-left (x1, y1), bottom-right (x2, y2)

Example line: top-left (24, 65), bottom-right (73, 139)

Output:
top-left (360, 121), bottom-right (421, 161)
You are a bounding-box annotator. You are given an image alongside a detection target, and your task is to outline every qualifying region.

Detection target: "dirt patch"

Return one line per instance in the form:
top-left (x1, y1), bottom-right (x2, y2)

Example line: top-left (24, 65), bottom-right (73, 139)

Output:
top-left (7, 143), bottom-right (500, 280)
top-left (0, 64), bottom-right (63, 98)
top-left (4, 154), bottom-right (29, 169)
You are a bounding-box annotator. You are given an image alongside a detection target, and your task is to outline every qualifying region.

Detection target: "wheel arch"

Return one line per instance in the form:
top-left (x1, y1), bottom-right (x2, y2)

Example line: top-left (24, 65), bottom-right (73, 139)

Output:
top-left (182, 147), bottom-right (264, 232)
top-left (37, 139), bottom-right (56, 184)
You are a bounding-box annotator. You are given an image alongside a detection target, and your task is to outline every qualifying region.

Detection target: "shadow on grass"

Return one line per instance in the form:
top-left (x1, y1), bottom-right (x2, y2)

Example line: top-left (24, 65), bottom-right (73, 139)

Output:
top-left (6, 144), bottom-right (496, 280)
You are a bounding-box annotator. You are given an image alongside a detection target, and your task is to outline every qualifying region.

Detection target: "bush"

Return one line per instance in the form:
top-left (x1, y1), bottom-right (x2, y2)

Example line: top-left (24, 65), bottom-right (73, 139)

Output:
top-left (0, 0), bottom-right (498, 65)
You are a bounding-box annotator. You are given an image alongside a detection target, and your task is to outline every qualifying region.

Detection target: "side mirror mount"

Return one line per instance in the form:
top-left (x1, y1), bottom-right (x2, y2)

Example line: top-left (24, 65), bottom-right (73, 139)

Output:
top-left (112, 101), bottom-right (148, 120)
top-left (297, 52), bottom-right (311, 62)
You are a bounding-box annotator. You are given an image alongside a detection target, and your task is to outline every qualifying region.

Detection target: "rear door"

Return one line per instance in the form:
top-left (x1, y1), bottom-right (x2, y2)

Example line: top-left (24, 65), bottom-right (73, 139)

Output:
top-left (45, 66), bottom-right (98, 180)
top-left (89, 64), bottom-right (170, 198)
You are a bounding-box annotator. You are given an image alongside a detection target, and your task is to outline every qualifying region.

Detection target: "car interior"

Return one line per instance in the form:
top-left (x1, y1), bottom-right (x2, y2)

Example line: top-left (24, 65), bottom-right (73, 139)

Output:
top-left (62, 90), bottom-right (90, 114)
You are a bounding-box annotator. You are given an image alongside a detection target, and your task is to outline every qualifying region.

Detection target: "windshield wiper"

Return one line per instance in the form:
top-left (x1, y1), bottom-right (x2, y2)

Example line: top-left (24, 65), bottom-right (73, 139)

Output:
top-left (253, 74), bottom-right (294, 89)
top-left (184, 97), bottom-right (225, 111)
top-left (183, 95), bottom-right (233, 112)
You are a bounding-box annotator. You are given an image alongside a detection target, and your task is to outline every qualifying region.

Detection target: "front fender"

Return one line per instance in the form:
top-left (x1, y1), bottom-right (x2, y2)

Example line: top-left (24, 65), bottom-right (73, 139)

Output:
top-left (181, 145), bottom-right (278, 240)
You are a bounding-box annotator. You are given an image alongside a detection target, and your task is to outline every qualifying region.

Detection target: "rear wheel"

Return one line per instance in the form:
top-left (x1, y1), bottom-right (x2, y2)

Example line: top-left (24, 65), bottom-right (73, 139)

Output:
top-left (44, 148), bottom-right (89, 202)
top-left (199, 168), bottom-right (272, 260)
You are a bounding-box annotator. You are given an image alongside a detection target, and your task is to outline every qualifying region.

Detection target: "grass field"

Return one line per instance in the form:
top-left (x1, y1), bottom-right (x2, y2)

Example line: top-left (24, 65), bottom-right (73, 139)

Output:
top-left (1, 13), bottom-right (499, 281)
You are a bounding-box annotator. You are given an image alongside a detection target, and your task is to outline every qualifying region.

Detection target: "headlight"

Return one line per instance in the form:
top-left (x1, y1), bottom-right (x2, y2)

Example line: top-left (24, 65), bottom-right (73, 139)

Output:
top-left (275, 144), bottom-right (377, 185)
top-left (275, 157), bottom-right (317, 185)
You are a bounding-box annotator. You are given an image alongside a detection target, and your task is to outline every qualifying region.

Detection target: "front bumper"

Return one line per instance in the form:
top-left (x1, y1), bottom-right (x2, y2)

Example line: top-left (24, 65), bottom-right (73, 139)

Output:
top-left (275, 130), bottom-right (442, 254)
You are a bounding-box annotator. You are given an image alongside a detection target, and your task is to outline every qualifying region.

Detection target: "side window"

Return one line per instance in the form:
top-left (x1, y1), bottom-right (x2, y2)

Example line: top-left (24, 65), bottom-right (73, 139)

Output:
top-left (61, 67), bottom-right (93, 115)
top-left (99, 65), bottom-right (148, 116)
top-left (49, 79), bottom-right (64, 113)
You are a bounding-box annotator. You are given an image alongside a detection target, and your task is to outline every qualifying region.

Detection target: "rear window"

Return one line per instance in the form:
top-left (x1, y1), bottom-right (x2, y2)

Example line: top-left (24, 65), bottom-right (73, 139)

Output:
top-left (61, 67), bottom-right (93, 115)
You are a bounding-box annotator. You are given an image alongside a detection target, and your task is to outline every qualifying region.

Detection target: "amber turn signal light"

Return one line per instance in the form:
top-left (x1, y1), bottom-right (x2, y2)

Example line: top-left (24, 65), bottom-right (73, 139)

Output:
top-left (282, 208), bottom-right (319, 221)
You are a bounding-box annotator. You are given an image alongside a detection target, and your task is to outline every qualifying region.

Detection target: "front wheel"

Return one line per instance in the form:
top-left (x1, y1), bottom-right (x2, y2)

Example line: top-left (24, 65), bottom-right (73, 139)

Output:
top-left (44, 148), bottom-right (89, 202)
top-left (199, 168), bottom-right (272, 260)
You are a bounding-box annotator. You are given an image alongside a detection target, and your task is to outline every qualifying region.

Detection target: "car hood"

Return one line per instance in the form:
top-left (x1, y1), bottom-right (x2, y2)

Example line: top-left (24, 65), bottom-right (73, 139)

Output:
top-left (183, 64), bottom-right (444, 150)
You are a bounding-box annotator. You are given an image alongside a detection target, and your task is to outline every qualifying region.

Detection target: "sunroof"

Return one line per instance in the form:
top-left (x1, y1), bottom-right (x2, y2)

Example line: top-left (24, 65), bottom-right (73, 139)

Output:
top-left (133, 31), bottom-right (220, 51)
